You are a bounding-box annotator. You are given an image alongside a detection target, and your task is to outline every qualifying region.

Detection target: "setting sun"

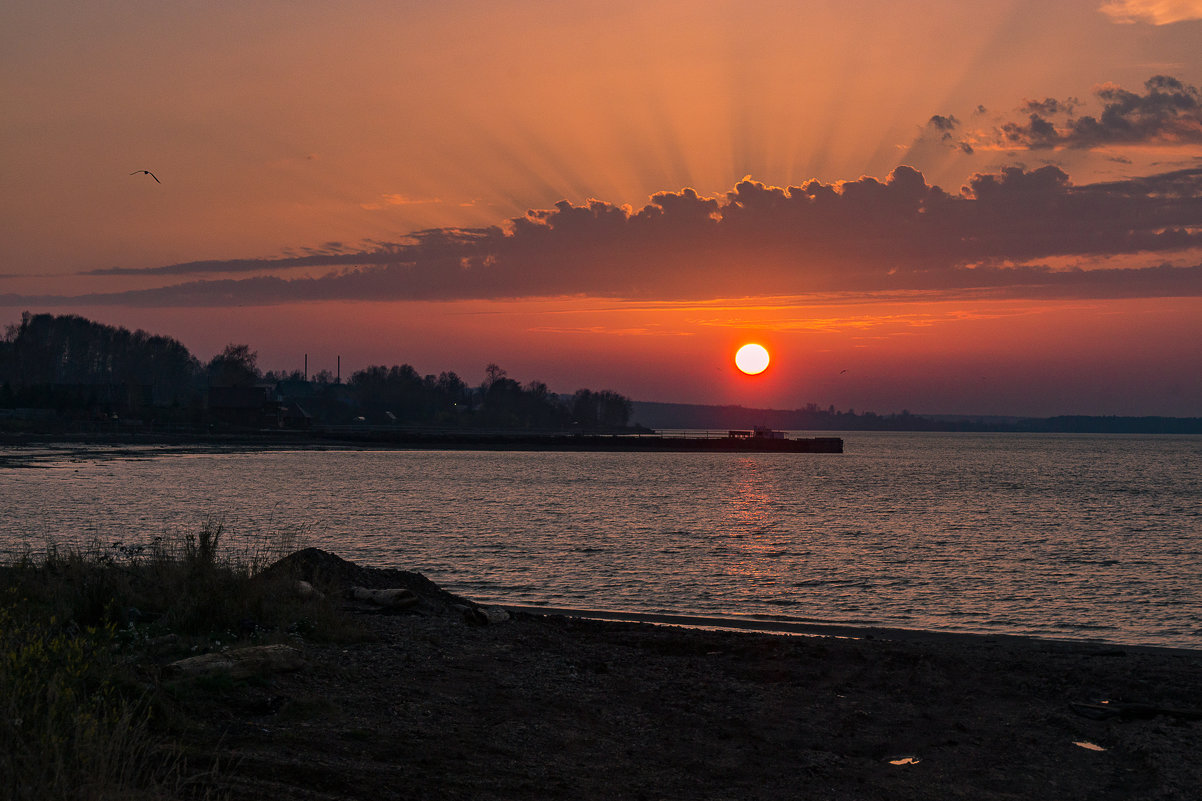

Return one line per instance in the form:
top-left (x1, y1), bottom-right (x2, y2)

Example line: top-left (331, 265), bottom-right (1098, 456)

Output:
top-left (735, 343), bottom-right (770, 375)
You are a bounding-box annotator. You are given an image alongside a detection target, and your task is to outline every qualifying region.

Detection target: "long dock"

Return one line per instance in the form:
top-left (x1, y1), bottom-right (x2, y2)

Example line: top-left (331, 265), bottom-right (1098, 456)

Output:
top-left (315, 429), bottom-right (844, 453)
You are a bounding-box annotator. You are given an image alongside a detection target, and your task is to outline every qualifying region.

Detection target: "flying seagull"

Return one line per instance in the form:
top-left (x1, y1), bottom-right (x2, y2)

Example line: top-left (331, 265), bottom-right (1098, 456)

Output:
top-left (129, 169), bottom-right (160, 183)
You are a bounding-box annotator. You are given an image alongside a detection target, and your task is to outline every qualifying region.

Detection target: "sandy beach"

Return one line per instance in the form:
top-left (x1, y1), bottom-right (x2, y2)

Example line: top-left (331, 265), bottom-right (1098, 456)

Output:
top-left (168, 550), bottom-right (1202, 801)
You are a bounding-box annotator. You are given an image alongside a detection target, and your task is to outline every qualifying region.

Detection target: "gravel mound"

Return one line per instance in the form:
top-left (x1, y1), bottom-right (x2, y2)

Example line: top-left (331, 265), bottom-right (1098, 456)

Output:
top-left (258, 547), bottom-right (476, 610)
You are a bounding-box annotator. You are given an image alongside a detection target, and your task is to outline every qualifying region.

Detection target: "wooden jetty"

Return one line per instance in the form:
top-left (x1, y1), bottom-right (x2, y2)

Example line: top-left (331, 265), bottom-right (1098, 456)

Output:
top-left (316, 428), bottom-right (844, 453)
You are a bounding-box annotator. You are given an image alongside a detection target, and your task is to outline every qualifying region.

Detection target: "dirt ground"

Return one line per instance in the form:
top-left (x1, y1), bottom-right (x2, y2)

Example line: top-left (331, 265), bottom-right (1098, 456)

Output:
top-left (174, 550), bottom-right (1202, 800)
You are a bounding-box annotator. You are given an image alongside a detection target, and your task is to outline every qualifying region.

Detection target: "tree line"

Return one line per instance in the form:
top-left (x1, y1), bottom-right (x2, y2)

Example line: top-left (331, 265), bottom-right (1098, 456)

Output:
top-left (0, 312), bottom-right (633, 430)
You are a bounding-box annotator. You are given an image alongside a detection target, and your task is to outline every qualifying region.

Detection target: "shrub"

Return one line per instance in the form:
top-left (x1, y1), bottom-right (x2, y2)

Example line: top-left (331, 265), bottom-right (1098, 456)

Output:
top-left (0, 521), bottom-right (353, 800)
top-left (0, 600), bottom-right (172, 801)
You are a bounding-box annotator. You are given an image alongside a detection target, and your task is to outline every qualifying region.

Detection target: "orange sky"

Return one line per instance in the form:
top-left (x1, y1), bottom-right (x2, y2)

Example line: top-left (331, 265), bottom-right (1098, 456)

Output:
top-left (3, 0), bottom-right (1202, 416)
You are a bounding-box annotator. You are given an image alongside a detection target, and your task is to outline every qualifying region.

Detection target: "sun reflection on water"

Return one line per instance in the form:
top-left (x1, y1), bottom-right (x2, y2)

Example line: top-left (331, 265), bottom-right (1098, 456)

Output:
top-left (727, 458), bottom-right (778, 536)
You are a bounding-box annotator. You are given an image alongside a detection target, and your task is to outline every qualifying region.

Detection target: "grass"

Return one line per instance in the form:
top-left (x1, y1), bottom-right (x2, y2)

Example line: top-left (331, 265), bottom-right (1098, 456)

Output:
top-left (0, 521), bottom-right (360, 800)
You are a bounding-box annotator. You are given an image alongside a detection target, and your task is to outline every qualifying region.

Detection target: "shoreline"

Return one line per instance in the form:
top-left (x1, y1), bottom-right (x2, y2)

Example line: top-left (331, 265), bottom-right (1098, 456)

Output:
top-left (198, 550), bottom-right (1202, 799)
top-left (501, 604), bottom-right (1202, 658)
top-left (5, 547), bottom-right (1201, 798)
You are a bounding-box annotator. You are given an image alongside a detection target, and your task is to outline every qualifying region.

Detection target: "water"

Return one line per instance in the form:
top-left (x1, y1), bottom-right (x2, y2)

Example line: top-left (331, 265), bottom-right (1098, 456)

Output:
top-left (2, 432), bottom-right (1200, 648)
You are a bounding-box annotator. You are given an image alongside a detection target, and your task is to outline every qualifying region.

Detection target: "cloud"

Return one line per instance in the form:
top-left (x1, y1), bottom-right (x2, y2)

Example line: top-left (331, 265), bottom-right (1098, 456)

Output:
top-left (998, 75), bottom-right (1202, 149)
top-left (79, 232), bottom-right (483, 276)
top-left (928, 114), bottom-right (959, 133)
top-left (83, 253), bottom-right (359, 277)
top-left (10, 165), bottom-right (1202, 309)
top-left (360, 193), bottom-right (445, 211)
top-left (926, 114), bottom-right (973, 153)
top-left (1099, 0), bottom-right (1202, 24)
top-left (1021, 97), bottom-right (1079, 116)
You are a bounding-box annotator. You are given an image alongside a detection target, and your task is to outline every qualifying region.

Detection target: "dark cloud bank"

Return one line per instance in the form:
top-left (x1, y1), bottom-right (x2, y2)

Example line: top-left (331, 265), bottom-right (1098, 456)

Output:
top-left (931, 75), bottom-right (1202, 153)
top-left (1003, 76), bottom-right (1202, 149)
top-left (8, 164), bottom-right (1202, 308)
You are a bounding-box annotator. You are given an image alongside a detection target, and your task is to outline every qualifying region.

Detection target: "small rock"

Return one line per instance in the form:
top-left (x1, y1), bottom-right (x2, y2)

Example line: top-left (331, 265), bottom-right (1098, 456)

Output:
top-left (483, 606), bottom-right (510, 624)
top-left (462, 605), bottom-right (510, 626)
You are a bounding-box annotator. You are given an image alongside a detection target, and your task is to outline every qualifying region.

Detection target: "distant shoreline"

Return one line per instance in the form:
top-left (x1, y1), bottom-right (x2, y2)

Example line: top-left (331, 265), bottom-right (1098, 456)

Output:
top-left (630, 400), bottom-right (1202, 434)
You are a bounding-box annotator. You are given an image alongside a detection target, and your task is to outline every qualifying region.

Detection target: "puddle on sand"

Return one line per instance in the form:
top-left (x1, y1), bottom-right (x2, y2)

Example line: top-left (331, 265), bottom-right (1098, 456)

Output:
top-left (1073, 741), bottom-right (1106, 752)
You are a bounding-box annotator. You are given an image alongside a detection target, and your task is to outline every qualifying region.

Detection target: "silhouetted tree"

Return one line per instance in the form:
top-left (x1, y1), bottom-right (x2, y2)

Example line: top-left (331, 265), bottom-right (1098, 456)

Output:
top-left (263, 369), bottom-right (306, 382)
top-left (430, 371), bottom-right (470, 422)
top-left (350, 364), bottom-right (430, 421)
top-left (1, 312), bottom-right (646, 431)
top-left (482, 363), bottom-right (507, 391)
top-left (480, 374), bottom-right (524, 427)
top-left (206, 344), bottom-right (260, 388)
top-left (0, 312), bottom-right (203, 415)
top-left (570, 388), bottom-right (632, 429)
top-left (596, 389), bottom-right (632, 428)
top-left (571, 389), bottom-right (597, 427)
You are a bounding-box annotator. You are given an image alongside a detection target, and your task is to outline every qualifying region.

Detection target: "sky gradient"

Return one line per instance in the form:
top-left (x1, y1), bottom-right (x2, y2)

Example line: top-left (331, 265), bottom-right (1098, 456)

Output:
top-left (4, 0), bottom-right (1202, 416)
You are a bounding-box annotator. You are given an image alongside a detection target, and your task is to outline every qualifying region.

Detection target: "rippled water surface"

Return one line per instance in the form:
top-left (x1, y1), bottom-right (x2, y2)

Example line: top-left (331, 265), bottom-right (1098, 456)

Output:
top-left (2, 432), bottom-right (1200, 647)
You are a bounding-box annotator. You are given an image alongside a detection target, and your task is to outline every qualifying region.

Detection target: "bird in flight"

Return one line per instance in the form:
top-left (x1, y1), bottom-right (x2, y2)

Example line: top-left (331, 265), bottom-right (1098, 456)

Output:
top-left (129, 169), bottom-right (160, 183)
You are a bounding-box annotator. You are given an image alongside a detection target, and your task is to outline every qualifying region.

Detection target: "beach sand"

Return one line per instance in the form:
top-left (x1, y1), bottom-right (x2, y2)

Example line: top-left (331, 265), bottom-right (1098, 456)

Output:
top-left (173, 550), bottom-right (1202, 800)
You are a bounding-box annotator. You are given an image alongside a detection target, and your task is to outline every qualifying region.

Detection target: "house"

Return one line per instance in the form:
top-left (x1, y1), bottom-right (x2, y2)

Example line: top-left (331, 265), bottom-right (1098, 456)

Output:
top-left (207, 384), bottom-right (282, 428)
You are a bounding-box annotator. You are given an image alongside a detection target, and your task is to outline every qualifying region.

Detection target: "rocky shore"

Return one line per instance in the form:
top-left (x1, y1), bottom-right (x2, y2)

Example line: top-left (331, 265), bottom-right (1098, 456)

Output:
top-left (172, 549), bottom-right (1202, 800)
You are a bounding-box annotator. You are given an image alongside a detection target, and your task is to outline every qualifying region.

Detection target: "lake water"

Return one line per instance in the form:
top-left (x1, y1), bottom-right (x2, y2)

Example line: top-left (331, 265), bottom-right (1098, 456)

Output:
top-left (2, 432), bottom-right (1200, 648)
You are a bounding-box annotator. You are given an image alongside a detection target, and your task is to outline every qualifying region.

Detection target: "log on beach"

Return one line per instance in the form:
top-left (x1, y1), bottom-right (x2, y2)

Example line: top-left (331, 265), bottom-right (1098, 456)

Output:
top-left (166, 644), bottom-right (305, 680)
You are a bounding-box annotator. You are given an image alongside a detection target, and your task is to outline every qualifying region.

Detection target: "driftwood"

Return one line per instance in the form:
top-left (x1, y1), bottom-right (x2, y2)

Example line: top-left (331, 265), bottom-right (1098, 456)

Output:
top-left (166, 644), bottom-right (305, 679)
top-left (347, 586), bottom-right (419, 609)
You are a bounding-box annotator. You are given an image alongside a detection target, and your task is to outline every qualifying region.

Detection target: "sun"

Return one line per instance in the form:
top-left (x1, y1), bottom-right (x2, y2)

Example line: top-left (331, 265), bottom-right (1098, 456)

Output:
top-left (735, 343), bottom-right (770, 375)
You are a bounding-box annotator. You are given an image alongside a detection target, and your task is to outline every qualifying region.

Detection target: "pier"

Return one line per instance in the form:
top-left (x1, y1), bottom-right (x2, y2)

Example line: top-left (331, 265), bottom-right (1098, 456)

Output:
top-left (315, 428), bottom-right (844, 453)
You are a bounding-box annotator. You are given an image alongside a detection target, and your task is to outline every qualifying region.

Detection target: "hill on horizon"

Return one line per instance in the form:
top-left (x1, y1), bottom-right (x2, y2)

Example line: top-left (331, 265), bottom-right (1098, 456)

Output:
top-left (629, 400), bottom-right (1202, 434)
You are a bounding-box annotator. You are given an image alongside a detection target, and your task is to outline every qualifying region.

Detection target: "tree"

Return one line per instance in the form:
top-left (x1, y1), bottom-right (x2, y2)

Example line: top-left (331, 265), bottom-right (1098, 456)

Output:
top-left (571, 389), bottom-right (597, 427)
top-left (480, 373), bottom-right (523, 427)
top-left (596, 390), bottom-right (633, 428)
top-left (206, 344), bottom-right (260, 388)
top-left (349, 364), bottom-right (429, 422)
top-left (434, 371), bottom-right (469, 421)
top-left (0, 312), bottom-right (203, 414)
top-left (571, 388), bottom-right (632, 429)
top-left (482, 363), bottom-right (507, 391)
